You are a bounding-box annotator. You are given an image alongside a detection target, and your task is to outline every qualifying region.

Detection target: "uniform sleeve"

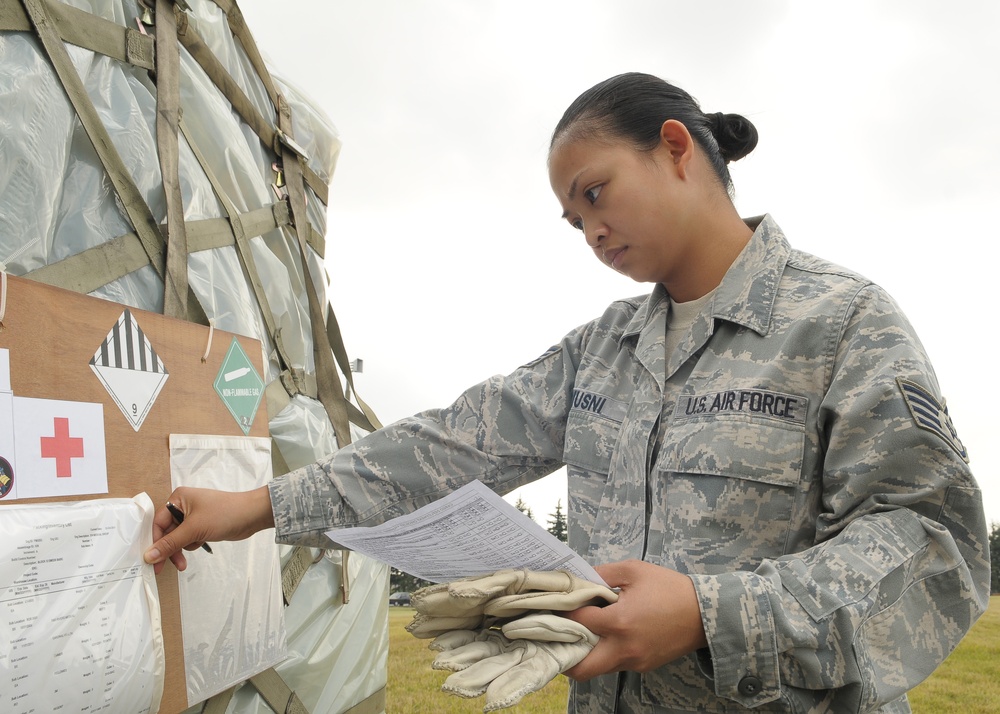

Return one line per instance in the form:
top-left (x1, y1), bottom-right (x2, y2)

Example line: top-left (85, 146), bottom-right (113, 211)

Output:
top-left (689, 285), bottom-right (991, 710)
top-left (267, 324), bottom-right (591, 548)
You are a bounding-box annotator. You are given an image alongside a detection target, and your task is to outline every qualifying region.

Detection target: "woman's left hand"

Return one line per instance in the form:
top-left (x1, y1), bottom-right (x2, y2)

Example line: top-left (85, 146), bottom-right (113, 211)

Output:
top-left (563, 559), bottom-right (708, 680)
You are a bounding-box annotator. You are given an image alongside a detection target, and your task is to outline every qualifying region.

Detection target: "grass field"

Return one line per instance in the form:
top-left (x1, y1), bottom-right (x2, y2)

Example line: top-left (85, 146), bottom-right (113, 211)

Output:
top-left (387, 596), bottom-right (999, 713)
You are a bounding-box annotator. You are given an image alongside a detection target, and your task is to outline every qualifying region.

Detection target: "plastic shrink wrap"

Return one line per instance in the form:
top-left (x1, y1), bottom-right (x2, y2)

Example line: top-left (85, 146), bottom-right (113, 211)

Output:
top-left (0, 0), bottom-right (388, 712)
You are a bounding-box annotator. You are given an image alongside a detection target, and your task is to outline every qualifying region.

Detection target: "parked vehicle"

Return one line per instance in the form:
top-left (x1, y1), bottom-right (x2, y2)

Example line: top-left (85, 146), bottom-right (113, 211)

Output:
top-left (389, 592), bottom-right (412, 607)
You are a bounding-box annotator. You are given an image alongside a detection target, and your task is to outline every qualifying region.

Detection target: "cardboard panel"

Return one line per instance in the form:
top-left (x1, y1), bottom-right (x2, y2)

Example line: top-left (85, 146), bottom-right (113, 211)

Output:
top-left (0, 274), bottom-right (270, 713)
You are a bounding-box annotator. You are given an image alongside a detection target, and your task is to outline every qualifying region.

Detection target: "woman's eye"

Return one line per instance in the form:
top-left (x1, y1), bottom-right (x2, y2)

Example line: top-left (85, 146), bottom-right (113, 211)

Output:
top-left (571, 219), bottom-right (583, 231)
top-left (584, 185), bottom-right (602, 204)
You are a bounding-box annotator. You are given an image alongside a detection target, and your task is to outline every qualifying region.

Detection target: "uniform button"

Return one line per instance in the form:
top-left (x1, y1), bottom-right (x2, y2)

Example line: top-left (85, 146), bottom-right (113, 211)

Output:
top-left (738, 676), bottom-right (763, 697)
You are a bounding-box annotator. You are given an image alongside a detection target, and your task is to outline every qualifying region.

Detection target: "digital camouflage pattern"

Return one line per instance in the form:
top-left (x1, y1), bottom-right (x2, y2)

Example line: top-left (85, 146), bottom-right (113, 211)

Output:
top-left (270, 215), bottom-right (989, 712)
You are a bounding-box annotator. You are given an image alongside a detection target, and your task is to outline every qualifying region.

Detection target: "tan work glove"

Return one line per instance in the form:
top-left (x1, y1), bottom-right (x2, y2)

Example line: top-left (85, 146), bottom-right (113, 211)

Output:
top-left (406, 569), bottom-right (617, 638)
top-left (430, 613), bottom-right (598, 712)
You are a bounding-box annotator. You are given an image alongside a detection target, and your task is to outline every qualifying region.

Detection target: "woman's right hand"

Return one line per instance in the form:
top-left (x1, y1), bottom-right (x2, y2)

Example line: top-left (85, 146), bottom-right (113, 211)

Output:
top-left (143, 485), bottom-right (275, 574)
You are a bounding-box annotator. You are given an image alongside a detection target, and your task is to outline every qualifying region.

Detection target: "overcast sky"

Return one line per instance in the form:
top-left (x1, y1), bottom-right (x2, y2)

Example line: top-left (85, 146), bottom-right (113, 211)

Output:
top-left (237, 0), bottom-right (999, 526)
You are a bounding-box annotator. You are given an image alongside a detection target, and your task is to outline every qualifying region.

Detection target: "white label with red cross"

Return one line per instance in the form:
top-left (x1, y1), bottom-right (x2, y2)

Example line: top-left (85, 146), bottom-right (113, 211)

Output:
top-left (8, 396), bottom-right (108, 499)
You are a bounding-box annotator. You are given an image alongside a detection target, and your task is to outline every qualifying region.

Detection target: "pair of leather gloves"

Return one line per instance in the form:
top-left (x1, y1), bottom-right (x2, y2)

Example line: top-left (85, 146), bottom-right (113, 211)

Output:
top-left (405, 569), bottom-right (618, 711)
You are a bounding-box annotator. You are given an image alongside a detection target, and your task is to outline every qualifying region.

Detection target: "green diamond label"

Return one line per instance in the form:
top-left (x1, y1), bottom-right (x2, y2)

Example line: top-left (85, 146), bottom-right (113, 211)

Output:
top-left (213, 338), bottom-right (264, 434)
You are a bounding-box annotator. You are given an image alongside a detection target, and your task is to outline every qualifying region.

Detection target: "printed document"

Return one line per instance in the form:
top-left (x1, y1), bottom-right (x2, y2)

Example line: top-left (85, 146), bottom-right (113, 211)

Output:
top-left (0, 494), bottom-right (164, 714)
top-left (326, 480), bottom-right (606, 584)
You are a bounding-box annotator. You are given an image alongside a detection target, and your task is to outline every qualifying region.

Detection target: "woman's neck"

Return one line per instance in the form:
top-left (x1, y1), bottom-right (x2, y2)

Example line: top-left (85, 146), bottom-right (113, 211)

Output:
top-left (665, 205), bottom-right (752, 302)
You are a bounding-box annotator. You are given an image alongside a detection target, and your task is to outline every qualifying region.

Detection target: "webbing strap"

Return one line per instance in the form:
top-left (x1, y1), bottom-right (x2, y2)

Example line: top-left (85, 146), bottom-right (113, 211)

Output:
top-left (277, 95), bottom-right (351, 450)
top-left (212, 0), bottom-right (352, 442)
top-left (209, 0), bottom-right (276, 108)
top-left (280, 545), bottom-right (314, 606)
top-left (175, 18), bottom-right (275, 164)
top-left (340, 686), bottom-right (387, 714)
top-left (1, 0), bottom-right (156, 70)
top-left (200, 686), bottom-right (236, 714)
top-left (20, 0), bottom-right (165, 280)
top-left (21, 202), bottom-right (292, 293)
top-left (327, 310), bottom-right (382, 432)
top-left (155, 0), bottom-right (189, 319)
top-left (271, 435), bottom-right (291, 478)
top-left (176, 8), bottom-right (329, 208)
top-left (248, 668), bottom-right (310, 714)
top-left (340, 549), bottom-right (351, 604)
top-left (210, 0), bottom-right (329, 205)
top-left (179, 118), bottom-right (301, 387)
top-left (264, 376), bottom-right (374, 433)
top-left (210, 0), bottom-right (331, 206)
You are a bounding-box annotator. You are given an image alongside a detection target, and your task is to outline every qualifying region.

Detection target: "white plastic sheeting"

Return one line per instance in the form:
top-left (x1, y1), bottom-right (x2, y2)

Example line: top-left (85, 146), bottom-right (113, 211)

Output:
top-left (0, 1), bottom-right (388, 712)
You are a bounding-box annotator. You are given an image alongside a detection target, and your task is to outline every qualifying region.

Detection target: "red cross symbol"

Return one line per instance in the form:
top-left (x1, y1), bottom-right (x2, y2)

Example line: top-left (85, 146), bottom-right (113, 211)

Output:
top-left (40, 417), bottom-right (85, 478)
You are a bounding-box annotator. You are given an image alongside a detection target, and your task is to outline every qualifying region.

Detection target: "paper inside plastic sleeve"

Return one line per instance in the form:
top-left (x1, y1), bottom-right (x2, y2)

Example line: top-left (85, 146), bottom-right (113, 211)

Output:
top-left (0, 493), bottom-right (165, 714)
top-left (169, 434), bottom-right (287, 705)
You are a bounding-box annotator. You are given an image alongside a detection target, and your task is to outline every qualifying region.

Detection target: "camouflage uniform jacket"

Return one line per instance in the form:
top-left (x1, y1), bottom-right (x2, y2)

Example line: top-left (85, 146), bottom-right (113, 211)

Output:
top-left (269, 215), bottom-right (990, 713)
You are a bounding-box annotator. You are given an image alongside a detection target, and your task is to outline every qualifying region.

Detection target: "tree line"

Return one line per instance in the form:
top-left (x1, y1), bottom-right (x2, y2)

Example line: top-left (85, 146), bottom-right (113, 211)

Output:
top-left (394, 510), bottom-right (1000, 597)
top-left (991, 521), bottom-right (999, 595)
top-left (388, 497), bottom-right (569, 595)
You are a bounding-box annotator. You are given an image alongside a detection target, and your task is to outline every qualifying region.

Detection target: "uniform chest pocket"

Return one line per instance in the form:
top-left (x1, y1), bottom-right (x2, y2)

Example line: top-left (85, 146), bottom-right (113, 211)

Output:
top-left (562, 411), bottom-right (620, 473)
top-left (651, 417), bottom-right (805, 570)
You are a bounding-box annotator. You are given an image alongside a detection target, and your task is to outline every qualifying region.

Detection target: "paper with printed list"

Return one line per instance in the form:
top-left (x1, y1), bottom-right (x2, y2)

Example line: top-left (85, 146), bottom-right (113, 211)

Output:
top-left (325, 480), bottom-right (606, 585)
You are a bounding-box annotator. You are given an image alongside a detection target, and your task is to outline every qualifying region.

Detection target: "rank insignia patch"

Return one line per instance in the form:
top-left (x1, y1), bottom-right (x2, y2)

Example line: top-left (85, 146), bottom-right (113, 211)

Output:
top-left (897, 378), bottom-right (968, 462)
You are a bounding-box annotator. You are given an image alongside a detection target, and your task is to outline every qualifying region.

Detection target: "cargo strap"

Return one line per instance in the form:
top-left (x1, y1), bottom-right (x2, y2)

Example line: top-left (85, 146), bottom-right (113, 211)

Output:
top-left (199, 675), bottom-right (386, 714)
top-left (200, 686), bottom-right (236, 714)
top-left (220, 0), bottom-right (353, 448)
top-left (175, 8), bottom-right (328, 207)
top-left (328, 309), bottom-right (382, 432)
top-left (341, 686), bottom-right (386, 714)
top-left (21, 200), bottom-right (324, 294)
top-left (202, 0), bottom-right (326, 205)
top-left (340, 549), bottom-right (351, 604)
top-left (1, 0), bottom-right (155, 70)
top-left (199, 669), bottom-right (309, 714)
top-left (179, 117), bottom-right (307, 395)
top-left (10, 0), bottom-right (371, 436)
top-left (280, 545), bottom-right (316, 606)
top-left (19, 0), bottom-right (165, 281)
top-left (3, 0), bottom-right (330, 220)
top-left (15, 0), bottom-right (206, 324)
top-left (248, 669), bottom-right (310, 714)
top-left (155, 0), bottom-right (190, 319)
top-left (15, 8), bottom-right (381, 434)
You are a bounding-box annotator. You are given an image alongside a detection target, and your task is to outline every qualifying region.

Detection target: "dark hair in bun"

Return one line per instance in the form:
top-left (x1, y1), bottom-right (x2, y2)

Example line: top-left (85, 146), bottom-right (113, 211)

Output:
top-left (551, 73), bottom-right (758, 196)
top-left (705, 112), bottom-right (759, 163)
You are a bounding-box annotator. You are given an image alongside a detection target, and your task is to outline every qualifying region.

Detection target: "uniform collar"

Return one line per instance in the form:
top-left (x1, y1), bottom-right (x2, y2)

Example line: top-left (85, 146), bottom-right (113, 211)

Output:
top-left (620, 213), bottom-right (791, 344)
top-left (710, 214), bottom-right (789, 336)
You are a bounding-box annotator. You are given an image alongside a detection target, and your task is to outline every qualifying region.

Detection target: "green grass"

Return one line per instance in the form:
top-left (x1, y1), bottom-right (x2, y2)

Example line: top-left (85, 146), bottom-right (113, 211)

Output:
top-left (388, 597), bottom-right (999, 713)
top-left (908, 595), bottom-right (1000, 713)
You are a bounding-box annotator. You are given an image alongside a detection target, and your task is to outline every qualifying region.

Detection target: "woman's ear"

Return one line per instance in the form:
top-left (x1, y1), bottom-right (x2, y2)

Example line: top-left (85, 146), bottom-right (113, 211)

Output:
top-left (658, 119), bottom-right (694, 177)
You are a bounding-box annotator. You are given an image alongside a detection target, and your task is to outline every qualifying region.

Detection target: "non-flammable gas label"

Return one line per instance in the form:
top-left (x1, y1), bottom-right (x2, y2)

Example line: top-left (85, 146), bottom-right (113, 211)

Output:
top-left (213, 338), bottom-right (264, 434)
top-left (90, 309), bottom-right (168, 432)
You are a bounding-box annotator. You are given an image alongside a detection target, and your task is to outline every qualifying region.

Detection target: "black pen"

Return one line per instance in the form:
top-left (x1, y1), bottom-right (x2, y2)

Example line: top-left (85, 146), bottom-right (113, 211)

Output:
top-left (165, 501), bottom-right (214, 554)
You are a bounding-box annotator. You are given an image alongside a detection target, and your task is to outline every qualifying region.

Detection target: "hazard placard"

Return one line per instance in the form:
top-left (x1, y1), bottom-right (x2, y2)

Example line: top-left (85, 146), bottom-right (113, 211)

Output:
top-left (213, 338), bottom-right (264, 434)
top-left (90, 309), bottom-right (169, 431)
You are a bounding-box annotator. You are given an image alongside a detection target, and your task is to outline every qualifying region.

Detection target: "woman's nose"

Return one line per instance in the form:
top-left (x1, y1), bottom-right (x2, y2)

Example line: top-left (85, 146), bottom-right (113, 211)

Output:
top-left (585, 226), bottom-right (605, 248)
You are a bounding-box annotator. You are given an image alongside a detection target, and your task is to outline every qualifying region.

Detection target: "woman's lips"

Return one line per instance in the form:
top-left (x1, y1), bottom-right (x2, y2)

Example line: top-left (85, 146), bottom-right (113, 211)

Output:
top-left (605, 246), bottom-right (626, 269)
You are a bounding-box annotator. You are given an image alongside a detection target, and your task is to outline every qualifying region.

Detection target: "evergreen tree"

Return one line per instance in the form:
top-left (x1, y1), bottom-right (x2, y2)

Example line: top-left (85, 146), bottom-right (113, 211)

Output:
top-left (990, 522), bottom-right (1000, 595)
top-left (389, 567), bottom-right (431, 595)
top-left (547, 499), bottom-right (568, 542)
top-left (514, 495), bottom-right (535, 522)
